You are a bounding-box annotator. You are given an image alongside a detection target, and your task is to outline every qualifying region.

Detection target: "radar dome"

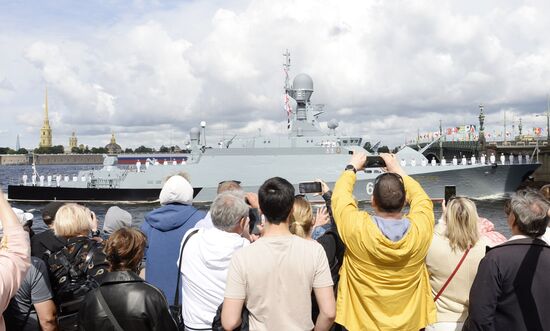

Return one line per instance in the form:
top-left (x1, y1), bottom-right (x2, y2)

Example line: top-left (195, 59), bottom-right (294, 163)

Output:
top-left (328, 119), bottom-right (339, 130)
top-left (293, 73), bottom-right (314, 91)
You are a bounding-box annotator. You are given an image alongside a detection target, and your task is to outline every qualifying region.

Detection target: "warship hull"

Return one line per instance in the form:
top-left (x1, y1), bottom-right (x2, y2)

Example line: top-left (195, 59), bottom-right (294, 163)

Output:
top-left (6, 152), bottom-right (539, 203)
top-left (5, 60), bottom-right (541, 203)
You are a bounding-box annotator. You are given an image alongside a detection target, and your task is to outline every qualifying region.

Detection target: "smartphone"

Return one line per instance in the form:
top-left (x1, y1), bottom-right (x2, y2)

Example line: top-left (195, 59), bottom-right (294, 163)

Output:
top-left (248, 208), bottom-right (260, 234)
top-left (299, 182), bottom-right (322, 194)
top-left (364, 156), bottom-right (386, 168)
top-left (444, 185), bottom-right (456, 204)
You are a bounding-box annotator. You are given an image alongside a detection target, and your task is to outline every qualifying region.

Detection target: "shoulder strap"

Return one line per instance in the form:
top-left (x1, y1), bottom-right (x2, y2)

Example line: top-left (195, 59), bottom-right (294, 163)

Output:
top-left (434, 247), bottom-right (471, 302)
top-left (96, 288), bottom-right (124, 331)
top-left (174, 229), bottom-right (200, 306)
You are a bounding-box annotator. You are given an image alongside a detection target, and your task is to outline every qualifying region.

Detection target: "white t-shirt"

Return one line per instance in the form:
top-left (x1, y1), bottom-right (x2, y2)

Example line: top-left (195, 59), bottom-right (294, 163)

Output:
top-left (542, 227), bottom-right (550, 244)
top-left (225, 235), bottom-right (333, 331)
top-left (180, 227), bottom-right (249, 330)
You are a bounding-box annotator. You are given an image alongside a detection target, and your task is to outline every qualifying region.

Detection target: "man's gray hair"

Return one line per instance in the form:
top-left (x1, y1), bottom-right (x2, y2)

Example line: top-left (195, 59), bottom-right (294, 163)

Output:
top-left (210, 191), bottom-right (249, 232)
top-left (510, 189), bottom-right (550, 237)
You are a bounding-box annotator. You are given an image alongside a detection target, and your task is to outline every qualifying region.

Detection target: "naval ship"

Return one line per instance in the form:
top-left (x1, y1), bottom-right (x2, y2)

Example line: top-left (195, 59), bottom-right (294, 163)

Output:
top-left (7, 54), bottom-right (540, 203)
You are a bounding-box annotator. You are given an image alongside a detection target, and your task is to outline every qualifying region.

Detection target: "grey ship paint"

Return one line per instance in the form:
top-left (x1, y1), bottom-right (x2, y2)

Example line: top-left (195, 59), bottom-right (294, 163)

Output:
top-left (7, 53), bottom-right (540, 203)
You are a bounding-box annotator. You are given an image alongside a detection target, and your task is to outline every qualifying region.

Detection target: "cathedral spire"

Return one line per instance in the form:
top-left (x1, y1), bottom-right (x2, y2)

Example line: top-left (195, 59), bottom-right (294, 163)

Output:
top-left (39, 86), bottom-right (53, 148)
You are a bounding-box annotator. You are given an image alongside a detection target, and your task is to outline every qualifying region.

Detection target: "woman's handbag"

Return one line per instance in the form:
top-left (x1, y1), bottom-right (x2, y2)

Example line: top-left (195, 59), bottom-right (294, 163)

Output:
top-left (211, 301), bottom-right (249, 331)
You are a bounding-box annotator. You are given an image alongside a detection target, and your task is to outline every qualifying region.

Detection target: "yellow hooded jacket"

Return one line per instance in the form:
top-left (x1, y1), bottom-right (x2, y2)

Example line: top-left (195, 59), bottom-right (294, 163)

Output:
top-left (332, 171), bottom-right (436, 331)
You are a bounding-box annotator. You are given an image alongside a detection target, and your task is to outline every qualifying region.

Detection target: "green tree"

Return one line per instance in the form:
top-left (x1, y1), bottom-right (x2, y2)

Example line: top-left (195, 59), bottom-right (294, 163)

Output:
top-left (159, 145), bottom-right (170, 153)
top-left (124, 148), bottom-right (134, 153)
top-left (90, 147), bottom-right (108, 154)
top-left (135, 145), bottom-right (154, 153)
top-left (34, 146), bottom-right (64, 154)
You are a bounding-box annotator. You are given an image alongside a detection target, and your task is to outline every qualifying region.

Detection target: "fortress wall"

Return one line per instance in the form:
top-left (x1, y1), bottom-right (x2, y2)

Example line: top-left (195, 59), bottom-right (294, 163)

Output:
top-left (33, 154), bottom-right (104, 165)
top-left (0, 155), bottom-right (30, 165)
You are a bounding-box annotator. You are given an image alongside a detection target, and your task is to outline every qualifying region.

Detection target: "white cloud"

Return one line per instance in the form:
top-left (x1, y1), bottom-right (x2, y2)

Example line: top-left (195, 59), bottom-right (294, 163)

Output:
top-left (1, 0), bottom-right (550, 149)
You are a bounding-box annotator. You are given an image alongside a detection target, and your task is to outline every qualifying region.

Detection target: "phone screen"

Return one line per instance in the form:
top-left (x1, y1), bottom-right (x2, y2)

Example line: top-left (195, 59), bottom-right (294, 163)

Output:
top-left (444, 185), bottom-right (456, 204)
top-left (299, 182), bottom-right (322, 194)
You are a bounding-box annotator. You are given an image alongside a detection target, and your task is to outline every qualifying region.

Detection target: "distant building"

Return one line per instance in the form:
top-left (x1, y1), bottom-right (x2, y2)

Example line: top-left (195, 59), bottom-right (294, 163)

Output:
top-left (69, 131), bottom-right (78, 150)
top-left (15, 134), bottom-right (20, 151)
top-left (105, 132), bottom-right (122, 154)
top-left (39, 87), bottom-right (53, 148)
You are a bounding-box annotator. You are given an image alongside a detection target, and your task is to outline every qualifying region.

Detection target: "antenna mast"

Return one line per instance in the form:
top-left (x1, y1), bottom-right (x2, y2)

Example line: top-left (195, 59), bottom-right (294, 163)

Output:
top-left (283, 49), bottom-right (291, 90)
top-left (283, 49), bottom-right (292, 130)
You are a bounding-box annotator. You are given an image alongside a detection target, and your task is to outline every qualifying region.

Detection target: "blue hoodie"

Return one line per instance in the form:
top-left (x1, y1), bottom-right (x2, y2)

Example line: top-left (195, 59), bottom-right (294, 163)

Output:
top-left (141, 204), bottom-right (205, 302)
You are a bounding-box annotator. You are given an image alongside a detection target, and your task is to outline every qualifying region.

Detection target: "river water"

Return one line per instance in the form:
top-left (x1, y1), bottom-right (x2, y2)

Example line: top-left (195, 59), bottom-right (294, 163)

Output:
top-left (0, 164), bottom-right (513, 238)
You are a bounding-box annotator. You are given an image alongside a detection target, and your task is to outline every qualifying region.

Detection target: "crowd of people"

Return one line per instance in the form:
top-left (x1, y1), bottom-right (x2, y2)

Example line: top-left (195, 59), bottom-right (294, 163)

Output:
top-left (0, 151), bottom-right (549, 331)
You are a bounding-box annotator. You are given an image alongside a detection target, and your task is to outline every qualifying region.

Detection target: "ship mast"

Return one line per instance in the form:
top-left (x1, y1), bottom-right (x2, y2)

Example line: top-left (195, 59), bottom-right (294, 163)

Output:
top-left (283, 49), bottom-right (292, 130)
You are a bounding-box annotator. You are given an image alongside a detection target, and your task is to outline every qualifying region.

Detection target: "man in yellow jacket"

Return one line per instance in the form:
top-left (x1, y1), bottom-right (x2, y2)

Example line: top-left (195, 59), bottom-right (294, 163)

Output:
top-left (332, 152), bottom-right (436, 331)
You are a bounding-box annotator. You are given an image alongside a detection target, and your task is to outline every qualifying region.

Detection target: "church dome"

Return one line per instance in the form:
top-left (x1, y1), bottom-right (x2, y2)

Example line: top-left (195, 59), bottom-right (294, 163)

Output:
top-left (105, 132), bottom-right (123, 154)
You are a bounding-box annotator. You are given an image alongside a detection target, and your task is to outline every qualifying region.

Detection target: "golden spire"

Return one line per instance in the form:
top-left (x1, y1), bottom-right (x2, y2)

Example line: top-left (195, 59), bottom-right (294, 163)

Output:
top-left (39, 85), bottom-right (53, 148)
top-left (110, 130), bottom-right (116, 144)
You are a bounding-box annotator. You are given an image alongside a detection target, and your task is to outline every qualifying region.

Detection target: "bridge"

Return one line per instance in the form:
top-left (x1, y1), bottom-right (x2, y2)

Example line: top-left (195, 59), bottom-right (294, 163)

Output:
top-left (409, 140), bottom-right (545, 164)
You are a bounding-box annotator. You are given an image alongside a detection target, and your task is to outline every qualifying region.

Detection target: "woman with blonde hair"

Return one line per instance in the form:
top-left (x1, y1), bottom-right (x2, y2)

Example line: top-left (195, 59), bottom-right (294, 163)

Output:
top-left (426, 197), bottom-right (490, 331)
top-left (290, 196), bottom-right (316, 239)
top-left (47, 203), bottom-right (108, 331)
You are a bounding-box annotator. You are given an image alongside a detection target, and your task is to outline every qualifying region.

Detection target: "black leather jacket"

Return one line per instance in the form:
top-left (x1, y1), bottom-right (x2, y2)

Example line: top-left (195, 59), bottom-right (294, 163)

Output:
top-left (79, 271), bottom-right (177, 331)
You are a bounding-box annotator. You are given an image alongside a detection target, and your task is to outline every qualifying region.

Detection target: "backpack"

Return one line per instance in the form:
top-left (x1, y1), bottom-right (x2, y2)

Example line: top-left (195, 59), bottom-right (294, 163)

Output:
top-left (48, 240), bottom-right (104, 330)
top-left (321, 229), bottom-right (345, 286)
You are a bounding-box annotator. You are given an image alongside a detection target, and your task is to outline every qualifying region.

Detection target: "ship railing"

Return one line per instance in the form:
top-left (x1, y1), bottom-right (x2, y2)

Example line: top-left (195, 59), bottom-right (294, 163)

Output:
top-left (399, 154), bottom-right (534, 167)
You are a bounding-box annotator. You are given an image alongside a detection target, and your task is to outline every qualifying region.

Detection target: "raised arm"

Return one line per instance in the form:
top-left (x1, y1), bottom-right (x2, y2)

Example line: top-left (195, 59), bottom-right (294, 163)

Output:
top-left (0, 189), bottom-right (31, 313)
top-left (331, 152), bottom-right (367, 245)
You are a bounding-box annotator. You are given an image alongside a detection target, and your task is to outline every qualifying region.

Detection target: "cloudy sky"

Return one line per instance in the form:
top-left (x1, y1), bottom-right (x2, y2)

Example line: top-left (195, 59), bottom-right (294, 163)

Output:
top-left (1, 0), bottom-right (550, 150)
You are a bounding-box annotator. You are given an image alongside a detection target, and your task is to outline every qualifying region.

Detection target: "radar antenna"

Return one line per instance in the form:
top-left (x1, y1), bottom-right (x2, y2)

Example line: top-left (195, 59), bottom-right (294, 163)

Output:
top-left (283, 50), bottom-right (293, 129)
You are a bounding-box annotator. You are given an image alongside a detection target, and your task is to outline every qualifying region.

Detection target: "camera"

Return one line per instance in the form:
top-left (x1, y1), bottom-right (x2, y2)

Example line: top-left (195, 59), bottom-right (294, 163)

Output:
top-left (364, 156), bottom-right (386, 168)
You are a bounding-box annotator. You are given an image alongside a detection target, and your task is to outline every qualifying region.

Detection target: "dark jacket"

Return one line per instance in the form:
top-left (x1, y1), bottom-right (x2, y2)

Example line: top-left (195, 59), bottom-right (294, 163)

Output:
top-left (463, 238), bottom-right (550, 331)
top-left (31, 228), bottom-right (66, 261)
top-left (79, 271), bottom-right (177, 331)
top-left (140, 204), bottom-right (205, 301)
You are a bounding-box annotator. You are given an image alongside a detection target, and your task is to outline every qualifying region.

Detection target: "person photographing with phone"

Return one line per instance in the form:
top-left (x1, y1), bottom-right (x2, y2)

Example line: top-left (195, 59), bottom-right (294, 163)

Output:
top-left (332, 152), bottom-right (436, 331)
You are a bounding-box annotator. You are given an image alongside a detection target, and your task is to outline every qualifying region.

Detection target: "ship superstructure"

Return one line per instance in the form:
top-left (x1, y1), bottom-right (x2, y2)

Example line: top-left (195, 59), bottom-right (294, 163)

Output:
top-left (7, 53), bottom-right (540, 202)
